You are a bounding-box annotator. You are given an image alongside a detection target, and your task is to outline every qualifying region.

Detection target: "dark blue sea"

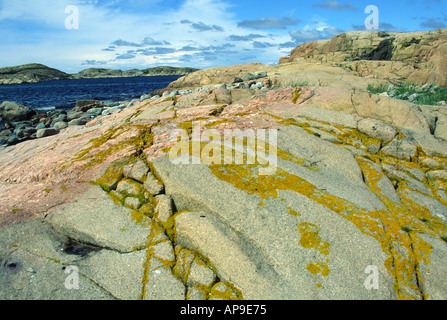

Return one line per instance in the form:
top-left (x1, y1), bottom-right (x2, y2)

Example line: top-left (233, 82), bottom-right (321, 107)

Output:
top-left (0, 75), bottom-right (182, 128)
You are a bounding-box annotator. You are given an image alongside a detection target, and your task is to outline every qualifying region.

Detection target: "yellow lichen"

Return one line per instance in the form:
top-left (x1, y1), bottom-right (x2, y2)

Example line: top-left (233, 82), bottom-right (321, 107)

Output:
top-left (209, 157), bottom-right (446, 299)
top-left (291, 88), bottom-right (302, 104)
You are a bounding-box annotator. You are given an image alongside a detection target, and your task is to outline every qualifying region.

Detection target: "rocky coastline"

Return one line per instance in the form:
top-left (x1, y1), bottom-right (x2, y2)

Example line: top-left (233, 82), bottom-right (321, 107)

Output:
top-left (1, 29), bottom-right (447, 301)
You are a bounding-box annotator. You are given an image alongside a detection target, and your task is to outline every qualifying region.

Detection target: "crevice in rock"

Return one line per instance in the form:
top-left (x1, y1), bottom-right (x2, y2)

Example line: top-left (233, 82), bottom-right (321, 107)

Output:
top-left (360, 38), bottom-right (396, 61)
top-left (407, 232), bottom-right (427, 300)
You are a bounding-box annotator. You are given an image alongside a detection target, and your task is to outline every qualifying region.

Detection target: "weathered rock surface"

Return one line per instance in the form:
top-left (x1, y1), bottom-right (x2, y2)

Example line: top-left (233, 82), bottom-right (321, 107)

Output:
top-left (1, 30), bottom-right (447, 301)
top-left (279, 29), bottom-right (447, 86)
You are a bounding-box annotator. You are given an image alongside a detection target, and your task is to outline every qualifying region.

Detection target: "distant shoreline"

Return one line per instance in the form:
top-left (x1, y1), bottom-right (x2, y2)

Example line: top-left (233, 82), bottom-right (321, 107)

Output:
top-left (0, 64), bottom-right (199, 85)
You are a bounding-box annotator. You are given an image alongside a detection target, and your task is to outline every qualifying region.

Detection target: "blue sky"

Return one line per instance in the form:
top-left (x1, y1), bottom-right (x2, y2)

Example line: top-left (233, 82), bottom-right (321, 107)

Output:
top-left (0, 0), bottom-right (445, 73)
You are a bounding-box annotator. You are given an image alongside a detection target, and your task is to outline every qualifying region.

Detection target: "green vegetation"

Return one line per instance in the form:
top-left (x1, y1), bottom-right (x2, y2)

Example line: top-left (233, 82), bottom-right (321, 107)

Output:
top-left (368, 82), bottom-right (447, 106)
top-left (367, 83), bottom-right (389, 94)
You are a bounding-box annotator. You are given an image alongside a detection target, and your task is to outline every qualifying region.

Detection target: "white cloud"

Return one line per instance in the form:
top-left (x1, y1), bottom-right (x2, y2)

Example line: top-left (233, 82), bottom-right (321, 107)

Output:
top-left (0, 0), bottom-right (298, 71)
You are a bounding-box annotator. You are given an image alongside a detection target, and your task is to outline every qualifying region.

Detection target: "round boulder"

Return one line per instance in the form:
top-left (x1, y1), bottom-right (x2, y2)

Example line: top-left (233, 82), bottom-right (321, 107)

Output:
top-left (0, 101), bottom-right (36, 122)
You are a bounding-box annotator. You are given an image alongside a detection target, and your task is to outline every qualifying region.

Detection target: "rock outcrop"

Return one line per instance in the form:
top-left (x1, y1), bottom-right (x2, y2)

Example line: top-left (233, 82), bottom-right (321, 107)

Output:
top-left (1, 30), bottom-right (447, 301)
top-left (279, 29), bottom-right (447, 86)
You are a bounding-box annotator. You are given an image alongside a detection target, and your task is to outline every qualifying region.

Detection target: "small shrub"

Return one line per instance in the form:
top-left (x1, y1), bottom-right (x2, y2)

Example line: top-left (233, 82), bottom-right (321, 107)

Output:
top-left (368, 82), bottom-right (447, 106)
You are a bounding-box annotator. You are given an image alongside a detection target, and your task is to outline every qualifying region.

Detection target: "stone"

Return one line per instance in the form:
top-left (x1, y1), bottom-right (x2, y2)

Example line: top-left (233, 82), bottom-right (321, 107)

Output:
top-left (116, 178), bottom-right (143, 197)
top-left (124, 196), bottom-right (141, 210)
top-left (67, 111), bottom-right (84, 121)
top-left (381, 138), bottom-right (417, 160)
top-left (242, 73), bottom-right (254, 81)
top-left (405, 130), bottom-right (447, 158)
top-left (357, 118), bottom-right (398, 143)
top-left (35, 122), bottom-right (46, 130)
top-left (254, 71), bottom-right (268, 78)
top-left (155, 194), bottom-right (173, 227)
top-left (53, 121), bottom-right (68, 130)
top-left (187, 256), bottom-right (216, 288)
top-left (123, 159), bottom-right (149, 183)
top-left (45, 186), bottom-right (150, 253)
top-left (155, 125), bottom-right (438, 299)
top-left (86, 108), bottom-right (103, 117)
top-left (36, 128), bottom-right (59, 138)
top-left (426, 170), bottom-right (447, 182)
top-left (152, 239), bottom-right (176, 267)
top-left (68, 118), bottom-right (89, 126)
top-left (15, 127), bottom-right (36, 138)
top-left (140, 94), bottom-right (152, 101)
top-left (6, 134), bottom-right (19, 145)
top-left (421, 158), bottom-right (441, 169)
top-left (0, 101), bottom-right (36, 122)
top-left (75, 99), bottom-right (100, 111)
top-left (143, 172), bottom-right (164, 196)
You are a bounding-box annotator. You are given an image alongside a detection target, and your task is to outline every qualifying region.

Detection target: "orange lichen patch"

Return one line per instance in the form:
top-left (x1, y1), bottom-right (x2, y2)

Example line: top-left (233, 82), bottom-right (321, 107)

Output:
top-left (397, 185), bottom-right (447, 234)
top-left (355, 157), bottom-right (447, 300)
top-left (306, 261), bottom-right (331, 277)
top-left (298, 222), bottom-right (331, 288)
top-left (209, 158), bottom-right (445, 299)
top-left (297, 222), bottom-right (330, 255)
top-left (139, 220), bottom-right (170, 300)
top-left (287, 208), bottom-right (301, 216)
top-left (61, 124), bottom-right (154, 171)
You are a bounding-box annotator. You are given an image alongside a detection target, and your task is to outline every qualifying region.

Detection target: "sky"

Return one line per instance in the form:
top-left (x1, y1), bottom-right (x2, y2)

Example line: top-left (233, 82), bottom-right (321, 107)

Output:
top-left (0, 0), bottom-right (445, 73)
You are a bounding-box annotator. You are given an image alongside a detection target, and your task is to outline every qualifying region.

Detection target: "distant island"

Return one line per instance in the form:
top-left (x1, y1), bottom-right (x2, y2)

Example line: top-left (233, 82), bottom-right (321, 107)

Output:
top-left (0, 63), bottom-right (199, 85)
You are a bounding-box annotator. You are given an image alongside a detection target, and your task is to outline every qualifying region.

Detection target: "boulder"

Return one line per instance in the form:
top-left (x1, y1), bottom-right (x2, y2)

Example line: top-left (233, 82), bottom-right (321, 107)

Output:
top-left (0, 101), bottom-right (36, 122)
top-left (36, 128), bottom-right (59, 138)
top-left (357, 118), bottom-right (398, 143)
top-left (68, 118), bottom-right (89, 126)
top-left (53, 121), bottom-right (68, 130)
